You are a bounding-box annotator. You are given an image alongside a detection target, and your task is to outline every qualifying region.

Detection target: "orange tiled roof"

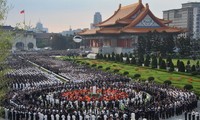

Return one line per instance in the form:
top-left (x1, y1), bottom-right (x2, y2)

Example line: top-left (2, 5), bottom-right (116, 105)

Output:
top-left (116, 19), bottom-right (133, 24)
top-left (124, 4), bottom-right (166, 28)
top-left (97, 28), bottom-right (121, 34)
top-left (78, 28), bottom-right (100, 35)
top-left (96, 2), bottom-right (142, 27)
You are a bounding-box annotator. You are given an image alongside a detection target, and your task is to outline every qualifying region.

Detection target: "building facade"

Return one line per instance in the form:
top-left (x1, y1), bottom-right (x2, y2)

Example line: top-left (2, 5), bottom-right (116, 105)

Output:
top-left (79, 0), bottom-right (183, 54)
top-left (12, 31), bottom-right (38, 51)
top-left (163, 2), bottom-right (200, 39)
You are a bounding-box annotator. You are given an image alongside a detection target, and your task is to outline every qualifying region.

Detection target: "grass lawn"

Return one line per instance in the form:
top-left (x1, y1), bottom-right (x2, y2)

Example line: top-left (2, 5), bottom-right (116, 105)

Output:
top-left (59, 56), bottom-right (200, 96)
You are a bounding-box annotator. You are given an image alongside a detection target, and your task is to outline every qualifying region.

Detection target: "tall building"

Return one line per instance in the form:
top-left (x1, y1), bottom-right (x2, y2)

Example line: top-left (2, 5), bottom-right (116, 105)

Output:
top-left (93, 12), bottom-right (102, 24)
top-left (90, 12), bottom-right (102, 29)
top-left (61, 27), bottom-right (82, 36)
top-left (163, 2), bottom-right (200, 39)
top-left (31, 21), bottom-right (48, 33)
top-left (79, 0), bottom-right (183, 54)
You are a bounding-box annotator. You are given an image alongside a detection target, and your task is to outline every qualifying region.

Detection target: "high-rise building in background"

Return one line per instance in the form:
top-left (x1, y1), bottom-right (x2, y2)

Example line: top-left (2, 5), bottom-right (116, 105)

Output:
top-left (61, 27), bottom-right (82, 36)
top-left (163, 2), bottom-right (200, 39)
top-left (93, 12), bottom-right (102, 24)
top-left (31, 21), bottom-right (48, 33)
top-left (90, 12), bottom-right (102, 29)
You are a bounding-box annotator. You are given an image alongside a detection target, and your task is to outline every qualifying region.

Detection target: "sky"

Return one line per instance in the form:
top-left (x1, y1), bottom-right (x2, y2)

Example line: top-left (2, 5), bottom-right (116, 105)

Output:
top-left (4, 0), bottom-right (200, 33)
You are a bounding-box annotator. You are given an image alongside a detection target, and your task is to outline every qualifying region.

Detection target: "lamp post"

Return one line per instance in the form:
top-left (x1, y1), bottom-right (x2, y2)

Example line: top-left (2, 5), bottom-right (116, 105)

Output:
top-left (49, 36), bottom-right (53, 48)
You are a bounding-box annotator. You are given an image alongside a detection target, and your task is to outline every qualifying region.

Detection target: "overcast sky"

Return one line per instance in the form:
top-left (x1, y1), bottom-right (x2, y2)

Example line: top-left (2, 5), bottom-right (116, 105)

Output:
top-left (4, 0), bottom-right (200, 33)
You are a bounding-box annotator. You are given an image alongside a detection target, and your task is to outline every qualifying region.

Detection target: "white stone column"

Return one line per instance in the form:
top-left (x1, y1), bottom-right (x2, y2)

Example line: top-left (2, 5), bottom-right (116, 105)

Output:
top-left (92, 86), bottom-right (97, 94)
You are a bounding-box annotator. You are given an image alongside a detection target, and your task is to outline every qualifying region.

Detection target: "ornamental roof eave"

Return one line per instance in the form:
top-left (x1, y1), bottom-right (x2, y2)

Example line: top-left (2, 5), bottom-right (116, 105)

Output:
top-left (78, 28), bottom-right (100, 35)
top-left (124, 4), bottom-right (166, 29)
top-left (159, 19), bottom-right (172, 24)
top-left (122, 27), bottom-right (184, 34)
top-left (97, 28), bottom-right (121, 34)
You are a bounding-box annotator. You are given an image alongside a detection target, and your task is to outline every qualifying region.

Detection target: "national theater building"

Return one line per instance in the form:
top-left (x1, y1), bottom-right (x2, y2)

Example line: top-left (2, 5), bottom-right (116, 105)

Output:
top-left (79, 0), bottom-right (183, 54)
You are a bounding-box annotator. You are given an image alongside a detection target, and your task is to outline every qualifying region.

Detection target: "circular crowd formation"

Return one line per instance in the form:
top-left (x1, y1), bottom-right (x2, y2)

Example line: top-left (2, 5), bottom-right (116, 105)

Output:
top-left (3, 54), bottom-right (199, 120)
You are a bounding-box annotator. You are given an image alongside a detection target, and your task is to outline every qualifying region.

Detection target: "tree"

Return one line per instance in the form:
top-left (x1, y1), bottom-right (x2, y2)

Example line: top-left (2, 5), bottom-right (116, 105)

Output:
top-left (144, 54), bottom-right (150, 67)
top-left (99, 53), bottom-right (103, 59)
top-left (158, 56), bottom-right (163, 67)
top-left (184, 84), bottom-right (193, 90)
top-left (115, 54), bottom-right (120, 62)
top-left (126, 56), bottom-right (130, 64)
top-left (178, 61), bottom-right (185, 72)
top-left (164, 80), bottom-right (172, 85)
top-left (166, 55), bottom-right (172, 67)
top-left (138, 54), bottom-right (144, 66)
top-left (107, 54), bottom-right (111, 60)
top-left (169, 62), bottom-right (174, 72)
top-left (124, 53), bottom-right (128, 58)
top-left (0, 0), bottom-right (13, 112)
top-left (151, 55), bottom-right (157, 68)
top-left (148, 77), bottom-right (155, 82)
top-left (137, 36), bottom-right (147, 55)
top-left (160, 60), bottom-right (166, 69)
top-left (131, 57), bottom-right (136, 65)
top-left (123, 71), bottom-right (129, 75)
top-left (120, 53), bottom-right (124, 62)
top-left (129, 53), bottom-right (133, 58)
top-left (177, 59), bottom-right (180, 68)
top-left (111, 52), bottom-right (115, 61)
top-left (0, 0), bottom-right (12, 63)
top-left (51, 34), bottom-right (67, 50)
top-left (159, 32), bottom-right (175, 56)
top-left (0, 0), bottom-right (8, 21)
top-left (187, 60), bottom-right (190, 65)
top-left (196, 61), bottom-right (200, 71)
top-left (191, 65), bottom-right (196, 72)
top-left (176, 37), bottom-right (191, 56)
top-left (0, 30), bottom-right (12, 62)
top-left (186, 60), bottom-right (191, 73)
top-left (133, 74), bottom-right (141, 79)
top-left (96, 53), bottom-right (100, 59)
top-left (103, 54), bottom-right (107, 60)
top-left (65, 35), bottom-right (79, 49)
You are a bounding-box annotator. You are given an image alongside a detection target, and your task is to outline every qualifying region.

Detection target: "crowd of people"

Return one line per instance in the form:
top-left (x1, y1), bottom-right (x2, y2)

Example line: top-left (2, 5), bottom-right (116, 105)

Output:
top-left (2, 53), bottom-right (199, 120)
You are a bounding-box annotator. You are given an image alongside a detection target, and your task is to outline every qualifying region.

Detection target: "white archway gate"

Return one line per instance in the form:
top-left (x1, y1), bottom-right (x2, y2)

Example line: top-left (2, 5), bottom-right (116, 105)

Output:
top-left (12, 32), bottom-right (37, 51)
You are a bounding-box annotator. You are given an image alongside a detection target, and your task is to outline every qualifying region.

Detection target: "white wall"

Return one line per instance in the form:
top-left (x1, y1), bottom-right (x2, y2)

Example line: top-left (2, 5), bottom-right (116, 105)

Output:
top-left (12, 33), bottom-right (37, 51)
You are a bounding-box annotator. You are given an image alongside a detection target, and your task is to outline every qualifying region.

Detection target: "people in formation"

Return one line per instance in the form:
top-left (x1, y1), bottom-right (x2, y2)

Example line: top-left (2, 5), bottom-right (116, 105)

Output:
top-left (3, 54), bottom-right (199, 120)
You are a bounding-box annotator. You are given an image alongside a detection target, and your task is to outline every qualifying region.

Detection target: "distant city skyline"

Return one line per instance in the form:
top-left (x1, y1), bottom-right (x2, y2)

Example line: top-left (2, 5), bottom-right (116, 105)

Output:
top-left (4, 0), bottom-right (200, 33)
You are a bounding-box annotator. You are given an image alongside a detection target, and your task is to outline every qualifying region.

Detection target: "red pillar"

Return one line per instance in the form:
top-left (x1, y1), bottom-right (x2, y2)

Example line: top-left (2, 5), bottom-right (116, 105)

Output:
top-left (95, 40), bottom-right (97, 47)
top-left (90, 40), bottom-right (92, 47)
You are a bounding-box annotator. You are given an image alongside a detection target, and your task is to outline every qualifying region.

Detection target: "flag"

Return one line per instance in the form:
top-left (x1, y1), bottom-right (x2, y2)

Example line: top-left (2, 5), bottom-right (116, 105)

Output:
top-left (20, 10), bottom-right (25, 14)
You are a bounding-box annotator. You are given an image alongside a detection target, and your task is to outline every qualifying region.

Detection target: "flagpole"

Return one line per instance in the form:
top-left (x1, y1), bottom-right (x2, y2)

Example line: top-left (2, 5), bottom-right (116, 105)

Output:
top-left (24, 10), bottom-right (26, 30)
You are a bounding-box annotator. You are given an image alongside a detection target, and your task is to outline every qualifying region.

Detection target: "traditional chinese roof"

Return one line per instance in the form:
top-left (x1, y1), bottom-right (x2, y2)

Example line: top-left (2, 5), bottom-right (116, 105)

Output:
top-left (79, 28), bottom-right (100, 35)
top-left (96, 1), bottom-right (143, 27)
top-left (79, 0), bottom-right (183, 35)
top-left (97, 28), bottom-right (121, 34)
